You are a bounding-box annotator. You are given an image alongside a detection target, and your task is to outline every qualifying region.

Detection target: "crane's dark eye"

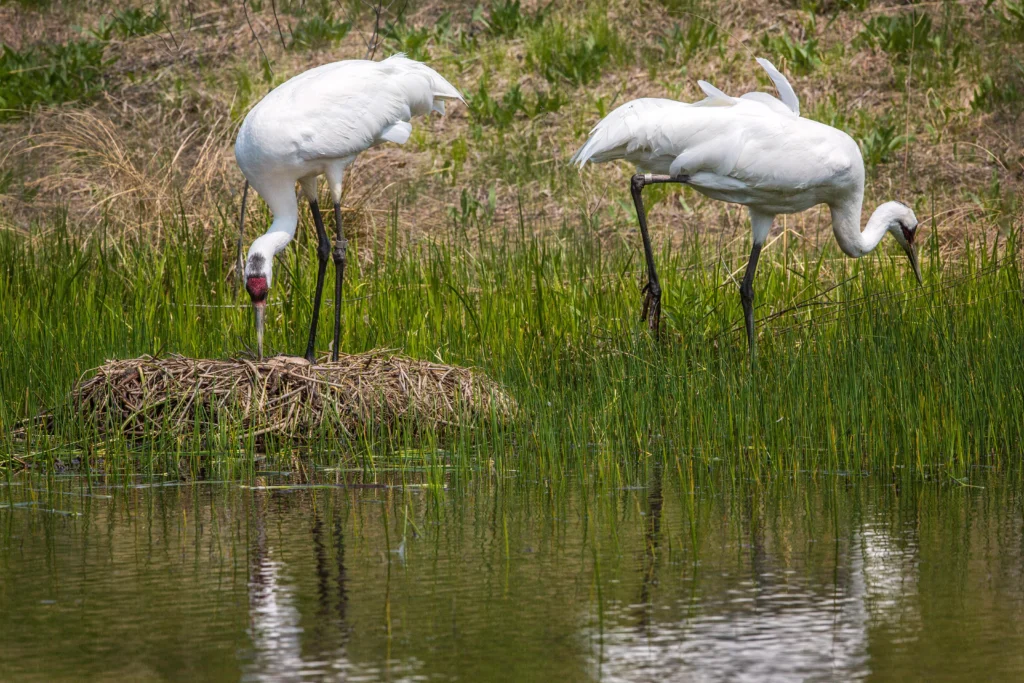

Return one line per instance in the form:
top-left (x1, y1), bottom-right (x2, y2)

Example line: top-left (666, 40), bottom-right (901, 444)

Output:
top-left (900, 222), bottom-right (915, 244)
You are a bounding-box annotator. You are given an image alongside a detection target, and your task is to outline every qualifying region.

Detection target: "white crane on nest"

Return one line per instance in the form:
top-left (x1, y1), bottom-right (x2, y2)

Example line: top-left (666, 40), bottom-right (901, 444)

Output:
top-left (236, 54), bottom-right (463, 362)
top-left (570, 57), bottom-right (922, 359)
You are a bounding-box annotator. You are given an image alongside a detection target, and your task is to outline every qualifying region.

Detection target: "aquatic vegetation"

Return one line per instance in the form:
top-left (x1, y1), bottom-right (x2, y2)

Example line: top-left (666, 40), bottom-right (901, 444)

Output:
top-left (1, 213), bottom-right (1021, 480)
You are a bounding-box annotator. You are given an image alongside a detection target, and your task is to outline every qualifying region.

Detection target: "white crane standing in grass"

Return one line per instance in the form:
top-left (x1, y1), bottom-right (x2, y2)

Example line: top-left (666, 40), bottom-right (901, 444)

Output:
top-left (571, 57), bottom-right (922, 358)
top-left (236, 54), bottom-right (463, 362)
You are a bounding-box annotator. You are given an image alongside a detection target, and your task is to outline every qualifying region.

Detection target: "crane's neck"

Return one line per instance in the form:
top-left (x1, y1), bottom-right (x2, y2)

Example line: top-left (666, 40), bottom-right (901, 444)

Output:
top-left (244, 186), bottom-right (299, 285)
top-left (829, 191), bottom-right (890, 258)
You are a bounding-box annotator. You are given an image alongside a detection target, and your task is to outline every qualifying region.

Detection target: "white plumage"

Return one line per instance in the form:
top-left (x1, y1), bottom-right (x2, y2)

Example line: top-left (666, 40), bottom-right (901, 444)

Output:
top-left (236, 54), bottom-right (463, 361)
top-left (571, 57), bottom-right (921, 357)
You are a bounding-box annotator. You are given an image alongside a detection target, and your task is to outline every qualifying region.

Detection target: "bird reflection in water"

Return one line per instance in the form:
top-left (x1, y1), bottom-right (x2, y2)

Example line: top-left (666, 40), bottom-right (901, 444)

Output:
top-left (243, 493), bottom-right (353, 681)
top-left (594, 487), bottom-right (923, 681)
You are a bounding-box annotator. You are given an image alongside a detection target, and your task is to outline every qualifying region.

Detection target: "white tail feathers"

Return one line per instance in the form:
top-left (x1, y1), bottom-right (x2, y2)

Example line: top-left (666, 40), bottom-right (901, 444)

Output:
top-left (571, 58), bottom-right (801, 170)
top-left (755, 57), bottom-right (799, 115)
top-left (569, 98), bottom-right (681, 168)
top-left (696, 80), bottom-right (735, 106)
top-left (429, 74), bottom-right (464, 102)
top-left (378, 120), bottom-right (412, 144)
top-left (383, 53), bottom-right (465, 103)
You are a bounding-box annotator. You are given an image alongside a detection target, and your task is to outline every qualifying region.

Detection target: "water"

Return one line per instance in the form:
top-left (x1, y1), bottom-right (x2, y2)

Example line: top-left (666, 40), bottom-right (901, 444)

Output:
top-left (2, 470), bottom-right (1023, 681)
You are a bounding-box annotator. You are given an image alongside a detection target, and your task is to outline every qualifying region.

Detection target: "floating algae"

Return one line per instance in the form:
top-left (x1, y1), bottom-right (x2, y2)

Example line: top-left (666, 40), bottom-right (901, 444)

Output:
top-left (55, 353), bottom-right (516, 442)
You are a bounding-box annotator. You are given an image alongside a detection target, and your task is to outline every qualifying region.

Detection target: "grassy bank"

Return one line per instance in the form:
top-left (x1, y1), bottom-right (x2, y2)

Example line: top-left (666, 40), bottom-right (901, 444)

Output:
top-left (1, 211), bottom-right (1021, 479)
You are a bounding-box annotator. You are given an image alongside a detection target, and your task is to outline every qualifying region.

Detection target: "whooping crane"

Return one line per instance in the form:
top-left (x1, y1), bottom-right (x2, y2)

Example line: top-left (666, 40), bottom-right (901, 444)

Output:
top-left (236, 54), bottom-right (463, 362)
top-left (570, 57), bottom-right (922, 358)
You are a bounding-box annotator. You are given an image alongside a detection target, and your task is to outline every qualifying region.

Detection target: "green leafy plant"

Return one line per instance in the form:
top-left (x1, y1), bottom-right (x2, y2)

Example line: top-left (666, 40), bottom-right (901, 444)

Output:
top-left (999, 0), bottom-right (1024, 40)
top-left (971, 63), bottom-right (1024, 112)
top-left (660, 20), bottom-right (722, 61)
top-left (477, 0), bottom-right (546, 38)
top-left (527, 17), bottom-right (621, 87)
top-left (384, 22), bottom-right (431, 61)
top-left (806, 0), bottom-right (871, 12)
top-left (808, 94), bottom-right (851, 131)
top-left (760, 28), bottom-right (820, 74)
top-left (466, 82), bottom-right (524, 128)
top-left (859, 11), bottom-right (936, 63)
top-left (530, 86), bottom-right (565, 116)
top-left (856, 113), bottom-right (911, 168)
top-left (109, 6), bottom-right (169, 39)
top-left (290, 15), bottom-right (351, 50)
top-left (466, 81), bottom-right (566, 128)
top-left (0, 39), bottom-right (109, 120)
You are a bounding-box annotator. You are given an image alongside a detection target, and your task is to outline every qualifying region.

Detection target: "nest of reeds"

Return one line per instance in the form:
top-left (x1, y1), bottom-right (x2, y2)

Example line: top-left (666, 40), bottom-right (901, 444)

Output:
top-left (55, 353), bottom-right (516, 442)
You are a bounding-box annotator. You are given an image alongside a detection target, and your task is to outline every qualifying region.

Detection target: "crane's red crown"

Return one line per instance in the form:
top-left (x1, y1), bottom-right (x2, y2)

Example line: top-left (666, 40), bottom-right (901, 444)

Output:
top-left (246, 276), bottom-right (269, 303)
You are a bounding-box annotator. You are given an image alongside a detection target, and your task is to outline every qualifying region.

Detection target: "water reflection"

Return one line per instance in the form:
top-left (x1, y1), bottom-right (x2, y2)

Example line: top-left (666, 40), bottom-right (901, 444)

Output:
top-left (858, 520), bottom-right (920, 635)
top-left (596, 540), bottom-right (877, 680)
top-left (242, 494), bottom-right (388, 682)
top-left (245, 492), bottom-right (306, 681)
top-left (0, 473), bottom-right (1021, 681)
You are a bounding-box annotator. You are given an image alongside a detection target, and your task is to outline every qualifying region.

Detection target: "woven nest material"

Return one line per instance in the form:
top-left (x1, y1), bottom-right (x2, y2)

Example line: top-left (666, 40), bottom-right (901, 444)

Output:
top-left (61, 353), bottom-right (516, 441)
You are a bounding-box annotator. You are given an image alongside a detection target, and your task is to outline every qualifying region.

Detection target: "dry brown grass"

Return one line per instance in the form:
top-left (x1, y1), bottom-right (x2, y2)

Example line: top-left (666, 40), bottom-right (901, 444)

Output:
top-left (6, 109), bottom-right (234, 237)
top-left (37, 353), bottom-right (516, 442)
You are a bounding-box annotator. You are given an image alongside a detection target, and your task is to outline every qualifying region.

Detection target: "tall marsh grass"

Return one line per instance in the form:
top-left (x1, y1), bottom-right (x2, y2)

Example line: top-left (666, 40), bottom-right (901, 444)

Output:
top-left (2, 203), bottom-right (1022, 481)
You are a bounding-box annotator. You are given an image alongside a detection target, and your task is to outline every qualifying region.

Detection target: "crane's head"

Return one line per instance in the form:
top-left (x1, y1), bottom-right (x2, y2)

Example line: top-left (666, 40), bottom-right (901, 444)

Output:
top-left (883, 201), bottom-right (922, 285)
top-left (244, 250), bottom-right (272, 360)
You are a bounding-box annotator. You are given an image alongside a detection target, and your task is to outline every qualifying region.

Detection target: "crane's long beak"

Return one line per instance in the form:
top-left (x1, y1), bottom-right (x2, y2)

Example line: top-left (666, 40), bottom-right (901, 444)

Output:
top-left (254, 302), bottom-right (265, 361)
top-left (903, 243), bottom-right (922, 285)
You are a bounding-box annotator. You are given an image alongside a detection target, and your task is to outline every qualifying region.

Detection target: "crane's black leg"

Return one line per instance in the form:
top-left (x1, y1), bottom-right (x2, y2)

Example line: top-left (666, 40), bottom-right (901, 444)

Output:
top-left (739, 240), bottom-right (763, 367)
top-left (305, 199), bottom-right (331, 363)
top-left (629, 173), bottom-right (688, 336)
top-left (331, 201), bottom-right (347, 363)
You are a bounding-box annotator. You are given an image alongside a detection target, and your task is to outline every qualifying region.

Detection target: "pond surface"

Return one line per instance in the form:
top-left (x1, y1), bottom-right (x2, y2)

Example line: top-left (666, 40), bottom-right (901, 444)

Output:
top-left (2, 469), bottom-right (1023, 681)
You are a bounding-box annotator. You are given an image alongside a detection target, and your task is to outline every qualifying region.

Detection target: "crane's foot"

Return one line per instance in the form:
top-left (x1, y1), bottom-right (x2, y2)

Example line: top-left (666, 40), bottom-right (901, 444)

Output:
top-left (640, 280), bottom-right (662, 336)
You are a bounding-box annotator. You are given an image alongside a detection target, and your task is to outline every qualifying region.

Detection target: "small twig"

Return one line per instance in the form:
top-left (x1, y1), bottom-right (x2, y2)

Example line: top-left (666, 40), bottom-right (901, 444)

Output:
top-left (270, 0), bottom-right (288, 49)
top-left (361, 0), bottom-right (393, 60)
top-left (241, 0), bottom-right (273, 77)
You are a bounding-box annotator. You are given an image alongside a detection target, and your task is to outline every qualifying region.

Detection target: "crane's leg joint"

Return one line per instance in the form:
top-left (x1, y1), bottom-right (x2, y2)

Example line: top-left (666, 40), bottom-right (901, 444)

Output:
top-left (333, 238), bottom-right (348, 266)
top-left (317, 239), bottom-right (331, 264)
top-left (739, 279), bottom-right (753, 303)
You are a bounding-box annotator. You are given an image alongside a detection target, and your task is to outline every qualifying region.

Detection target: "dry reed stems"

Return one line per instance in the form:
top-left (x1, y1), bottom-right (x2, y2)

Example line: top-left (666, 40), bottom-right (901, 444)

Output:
top-left (54, 353), bottom-right (516, 441)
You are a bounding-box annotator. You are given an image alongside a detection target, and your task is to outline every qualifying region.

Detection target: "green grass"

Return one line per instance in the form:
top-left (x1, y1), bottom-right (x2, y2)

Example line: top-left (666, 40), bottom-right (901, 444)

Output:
top-left (1, 207), bottom-right (1022, 480)
top-left (526, 11), bottom-right (624, 87)
top-left (479, 0), bottom-right (547, 38)
top-left (859, 11), bottom-right (936, 64)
